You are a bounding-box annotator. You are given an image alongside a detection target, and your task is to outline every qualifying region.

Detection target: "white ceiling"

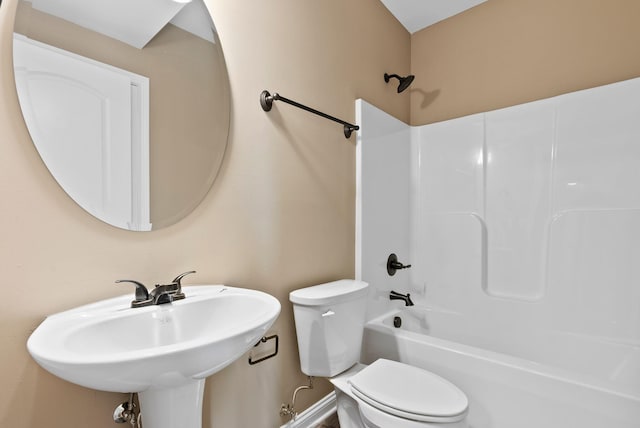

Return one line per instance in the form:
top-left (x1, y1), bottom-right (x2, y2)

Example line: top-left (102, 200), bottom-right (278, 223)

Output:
top-left (380, 0), bottom-right (488, 34)
top-left (29, 0), bottom-right (215, 49)
top-left (29, 0), bottom-right (485, 49)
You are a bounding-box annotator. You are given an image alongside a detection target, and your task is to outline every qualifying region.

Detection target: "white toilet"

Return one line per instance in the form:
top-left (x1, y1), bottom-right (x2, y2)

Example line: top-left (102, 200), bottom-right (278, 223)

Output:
top-left (290, 279), bottom-right (468, 428)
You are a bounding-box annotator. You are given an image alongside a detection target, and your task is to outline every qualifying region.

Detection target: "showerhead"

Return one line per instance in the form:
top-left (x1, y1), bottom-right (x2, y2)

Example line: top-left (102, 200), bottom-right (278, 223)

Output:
top-left (384, 73), bottom-right (415, 93)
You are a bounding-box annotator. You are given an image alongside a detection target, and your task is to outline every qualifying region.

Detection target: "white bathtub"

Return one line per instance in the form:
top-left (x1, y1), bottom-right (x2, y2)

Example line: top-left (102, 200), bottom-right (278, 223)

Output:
top-left (361, 307), bottom-right (640, 428)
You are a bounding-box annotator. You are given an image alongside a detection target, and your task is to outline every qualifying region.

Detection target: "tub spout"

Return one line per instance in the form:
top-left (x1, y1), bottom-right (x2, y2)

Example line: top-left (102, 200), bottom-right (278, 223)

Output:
top-left (390, 290), bottom-right (414, 306)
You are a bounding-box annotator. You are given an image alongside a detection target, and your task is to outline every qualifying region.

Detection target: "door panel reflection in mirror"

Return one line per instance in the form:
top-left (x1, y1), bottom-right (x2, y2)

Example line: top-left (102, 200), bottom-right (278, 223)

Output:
top-left (12, 0), bottom-right (231, 231)
top-left (14, 35), bottom-right (151, 231)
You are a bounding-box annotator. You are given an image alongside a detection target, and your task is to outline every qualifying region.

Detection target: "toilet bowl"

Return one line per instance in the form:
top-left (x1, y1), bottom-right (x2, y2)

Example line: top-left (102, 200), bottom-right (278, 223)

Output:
top-left (290, 280), bottom-right (469, 428)
top-left (357, 399), bottom-right (467, 428)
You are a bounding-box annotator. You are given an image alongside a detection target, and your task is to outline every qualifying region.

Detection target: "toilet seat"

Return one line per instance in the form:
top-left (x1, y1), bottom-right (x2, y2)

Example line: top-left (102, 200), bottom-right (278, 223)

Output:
top-left (348, 359), bottom-right (468, 423)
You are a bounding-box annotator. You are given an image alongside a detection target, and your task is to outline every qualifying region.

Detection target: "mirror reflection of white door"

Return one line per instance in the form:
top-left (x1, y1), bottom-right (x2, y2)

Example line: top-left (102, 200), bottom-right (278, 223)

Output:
top-left (13, 34), bottom-right (151, 231)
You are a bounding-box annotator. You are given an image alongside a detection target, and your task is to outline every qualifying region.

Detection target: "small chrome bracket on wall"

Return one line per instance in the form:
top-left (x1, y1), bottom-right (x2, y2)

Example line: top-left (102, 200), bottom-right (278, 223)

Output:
top-left (248, 334), bottom-right (279, 365)
top-left (260, 90), bottom-right (359, 139)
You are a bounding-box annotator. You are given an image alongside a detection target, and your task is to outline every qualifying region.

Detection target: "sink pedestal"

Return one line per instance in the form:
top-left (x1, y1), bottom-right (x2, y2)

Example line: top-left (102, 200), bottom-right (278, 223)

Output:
top-left (138, 380), bottom-right (205, 428)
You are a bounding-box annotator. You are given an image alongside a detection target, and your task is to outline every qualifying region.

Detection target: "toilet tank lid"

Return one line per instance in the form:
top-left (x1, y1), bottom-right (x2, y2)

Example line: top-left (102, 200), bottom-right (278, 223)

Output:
top-left (290, 280), bottom-right (369, 306)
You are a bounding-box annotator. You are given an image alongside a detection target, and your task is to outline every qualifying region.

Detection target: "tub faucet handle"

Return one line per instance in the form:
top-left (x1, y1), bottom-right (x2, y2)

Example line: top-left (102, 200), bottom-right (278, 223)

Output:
top-left (387, 253), bottom-right (411, 276)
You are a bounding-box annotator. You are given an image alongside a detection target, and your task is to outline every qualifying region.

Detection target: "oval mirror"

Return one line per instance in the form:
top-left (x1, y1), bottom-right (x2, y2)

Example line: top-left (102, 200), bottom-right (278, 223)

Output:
top-left (12, 0), bottom-right (230, 231)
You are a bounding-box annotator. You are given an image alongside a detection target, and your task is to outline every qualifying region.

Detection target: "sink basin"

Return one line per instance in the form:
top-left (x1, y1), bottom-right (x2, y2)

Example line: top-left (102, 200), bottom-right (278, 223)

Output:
top-left (27, 285), bottom-right (281, 428)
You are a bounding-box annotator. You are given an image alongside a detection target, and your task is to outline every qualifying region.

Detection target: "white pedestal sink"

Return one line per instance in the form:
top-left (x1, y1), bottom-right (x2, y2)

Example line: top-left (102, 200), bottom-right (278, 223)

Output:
top-left (27, 285), bottom-right (281, 428)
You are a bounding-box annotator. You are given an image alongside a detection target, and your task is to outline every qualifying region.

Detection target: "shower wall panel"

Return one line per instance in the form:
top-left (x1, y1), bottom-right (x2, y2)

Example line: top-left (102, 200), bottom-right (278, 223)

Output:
top-left (484, 101), bottom-right (555, 300)
top-left (356, 100), bottom-right (411, 319)
top-left (411, 78), bottom-right (640, 369)
top-left (412, 114), bottom-right (485, 310)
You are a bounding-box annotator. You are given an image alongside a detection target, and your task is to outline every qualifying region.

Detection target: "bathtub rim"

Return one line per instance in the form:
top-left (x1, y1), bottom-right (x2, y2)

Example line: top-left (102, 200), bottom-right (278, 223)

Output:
top-left (365, 307), bottom-right (640, 402)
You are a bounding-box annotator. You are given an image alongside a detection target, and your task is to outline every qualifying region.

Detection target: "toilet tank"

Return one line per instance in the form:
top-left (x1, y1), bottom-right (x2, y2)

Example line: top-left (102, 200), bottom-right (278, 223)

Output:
top-left (290, 280), bottom-right (369, 377)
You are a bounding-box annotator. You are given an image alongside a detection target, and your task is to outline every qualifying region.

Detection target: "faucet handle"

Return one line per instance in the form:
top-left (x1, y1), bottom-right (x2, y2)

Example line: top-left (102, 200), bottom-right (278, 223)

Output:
top-left (171, 271), bottom-right (196, 288)
top-left (387, 253), bottom-right (411, 276)
top-left (172, 270), bottom-right (196, 284)
top-left (168, 271), bottom-right (196, 301)
top-left (115, 279), bottom-right (150, 303)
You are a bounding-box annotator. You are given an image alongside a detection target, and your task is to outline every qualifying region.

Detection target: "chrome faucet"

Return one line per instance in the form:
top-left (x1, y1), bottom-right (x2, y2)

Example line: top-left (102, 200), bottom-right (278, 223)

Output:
top-left (389, 290), bottom-right (414, 306)
top-left (116, 271), bottom-right (196, 308)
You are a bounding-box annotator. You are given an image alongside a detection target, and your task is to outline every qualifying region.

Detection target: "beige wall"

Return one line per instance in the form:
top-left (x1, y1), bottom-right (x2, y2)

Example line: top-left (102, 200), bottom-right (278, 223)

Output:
top-left (0, 0), bottom-right (409, 427)
top-left (410, 0), bottom-right (640, 125)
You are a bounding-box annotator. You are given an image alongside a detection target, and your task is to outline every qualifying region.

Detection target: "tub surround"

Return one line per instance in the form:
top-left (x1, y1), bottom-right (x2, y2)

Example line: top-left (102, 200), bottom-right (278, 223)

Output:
top-left (357, 76), bottom-right (640, 426)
